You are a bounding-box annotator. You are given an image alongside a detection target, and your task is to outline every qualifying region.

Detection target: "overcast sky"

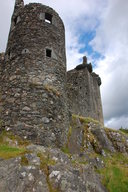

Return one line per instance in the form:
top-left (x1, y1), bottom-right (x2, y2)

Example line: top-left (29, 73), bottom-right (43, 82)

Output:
top-left (0, 0), bottom-right (128, 129)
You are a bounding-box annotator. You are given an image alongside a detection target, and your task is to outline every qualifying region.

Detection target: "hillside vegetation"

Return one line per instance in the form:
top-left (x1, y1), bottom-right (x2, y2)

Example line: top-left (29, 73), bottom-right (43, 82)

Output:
top-left (0, 115), bottom-right (128, 192)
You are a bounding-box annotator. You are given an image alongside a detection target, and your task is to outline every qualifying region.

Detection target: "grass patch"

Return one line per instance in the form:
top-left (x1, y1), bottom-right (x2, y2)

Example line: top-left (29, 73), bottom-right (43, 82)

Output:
top-left (71, 158), bottom-right (88, 166)
top-left (119, 128), bottom-right (128, 135)
top-left (44, 85), bottom-right (60, 97)
top-left (0, 130), bottom-right (30, 147)
top-left (104, 127), bottom-right (119, 133)
top-left (0, 131), bottom-right (30, 159)
top-left (37, 153), bottom-right (59, 192)
top-left (72, 114), bottom-right (99, 125)
top-left (21, 155), bottom-right (29, 166)
top-left (99, 153), bottom-right (128, 192)
top-left (0, 144), bottom-right (27, 159)
top-left (71, 114), bottom-right (102, 154)
top-left (61, 146), bottom-right (70, 155)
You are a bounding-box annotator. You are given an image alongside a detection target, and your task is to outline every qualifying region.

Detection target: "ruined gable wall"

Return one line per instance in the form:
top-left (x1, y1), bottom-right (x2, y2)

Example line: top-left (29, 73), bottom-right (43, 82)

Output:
top-left (67, 68), bottom-right (104, 124)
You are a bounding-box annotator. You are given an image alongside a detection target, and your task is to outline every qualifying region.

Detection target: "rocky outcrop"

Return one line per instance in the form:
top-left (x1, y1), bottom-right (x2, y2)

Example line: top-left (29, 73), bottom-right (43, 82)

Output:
top-left (0, 144), bottom-right (107, 192)
top-left (68, 115), bottom-right (128, 154)
top-left (0, 115), bottom-right (128, 192)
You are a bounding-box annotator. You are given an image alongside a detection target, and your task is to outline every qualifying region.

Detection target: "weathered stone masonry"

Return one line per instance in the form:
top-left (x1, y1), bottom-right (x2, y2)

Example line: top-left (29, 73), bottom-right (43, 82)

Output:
top-left (67, 57), bottom-right (104, 124)
top-left (0, 0), bottom-right (103, 147)
top-left (1, 0), bottom-right (69, 147)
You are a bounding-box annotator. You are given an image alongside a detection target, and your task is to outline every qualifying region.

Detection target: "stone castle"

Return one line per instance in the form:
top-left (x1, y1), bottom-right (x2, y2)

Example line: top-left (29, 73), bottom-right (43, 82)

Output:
top-left (0, 0), bottom-right (103, 147)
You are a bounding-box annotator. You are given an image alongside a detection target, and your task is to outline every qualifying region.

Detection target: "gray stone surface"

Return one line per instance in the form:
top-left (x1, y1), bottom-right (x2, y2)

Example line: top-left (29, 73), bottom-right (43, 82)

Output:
top-left (105, 129), bottom-right (128, 153)
top-left (0, 157), bottom-right (49, 192)
top-left (0, 117), bottom-right (127, 192)
top-left (49, 163), bottom-right (107, 192)
top-left (0, 144), bottom-right (107, 192)
top-left (90, 123), bottom-right (115, 152)
top-left (68, 115), bottom-right (128, 155)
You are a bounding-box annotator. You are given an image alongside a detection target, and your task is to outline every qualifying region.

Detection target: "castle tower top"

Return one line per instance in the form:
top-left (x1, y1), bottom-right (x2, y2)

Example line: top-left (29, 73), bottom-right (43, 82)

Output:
top-left (83, 56), bottom-right (87, 64)
top-left (14, 0), bottom-right (24, 12)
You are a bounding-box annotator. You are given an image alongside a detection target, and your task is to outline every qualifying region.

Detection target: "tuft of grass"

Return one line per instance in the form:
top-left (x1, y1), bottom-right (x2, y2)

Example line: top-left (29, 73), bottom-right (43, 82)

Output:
top-left (119, 128), bottom-right (128, 135)
top-left (21, 155), bottom-right (29, 166)
top-left (72, 114), bottom-right (99, 125)
top-left (0, 120), bottom-right (3, 128)
top-left (81, 123), bottom-right (101, 154)
top-left (0, 130), bottom-right (30, 147)
top-left (71, 159), bottom-right (88, 166)
top-left (0, 144), bottom-right (27, 159)
top-left (104, 127), bottom-right (119, 133)
top-left (0, 131), bottom-right (30, 159)
top-left (44, 85), bottom-right (60, 97)
top-left (99, 153), bottom-right (128, 192)
top-left (61, 146), bottom-right (70, 155)
top-left (37, 153), bottom-right (59, 192)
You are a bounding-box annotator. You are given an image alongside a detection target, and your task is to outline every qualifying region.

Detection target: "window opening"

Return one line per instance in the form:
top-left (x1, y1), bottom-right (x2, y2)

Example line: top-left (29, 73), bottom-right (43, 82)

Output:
top-left (14, 16), bottom-right (18, 25)
top-left (45, 13), bottom-right (52, 24)
top-left (8, 51), bottom-right (10, 57)
top-left (46, 49), bottom-right (52, 57)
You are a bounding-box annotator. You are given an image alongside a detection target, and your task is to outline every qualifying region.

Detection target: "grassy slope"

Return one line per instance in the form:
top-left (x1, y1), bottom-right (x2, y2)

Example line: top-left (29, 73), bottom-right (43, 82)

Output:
top-left (99, 153), bottom-right (128, 192)
top-left (0, 131), bottom-right (28, 159)
top-left (0, 116), bottom-right (128, 192)
top-left (72, 115), bottom-right (128, 192)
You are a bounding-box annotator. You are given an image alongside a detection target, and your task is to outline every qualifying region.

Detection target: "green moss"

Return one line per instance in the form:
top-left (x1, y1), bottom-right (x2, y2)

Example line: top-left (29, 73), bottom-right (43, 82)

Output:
top-left (104, 127), bottom-right (119, 133)
top-left (68, 126), bottom-right (72, 140)
top-left (0, 130), bottom-right (30, 147)
top-left (119, 128), bottom-right (128, 135)
top-left (0, 131), bottom-right (30, 159)
top-left (61, 126), bottom-right (72, 156)
top-left (0, 120), bottom-right (3, 128)
top-left (21, 155), bottom-right (29, 166)
top-left (0, 144), bottom-right (27, 159)
top-left (99, 153), bottom-right (128, 192)
top-left (61, 146), bottom-right (70, 155)
top-left (71, 114), bottom-right (101, 154)
top-left (72, 114), bottom-right (99, 125)
top-left (37, 153), bottom-right (59, 192)
top-left (71, 159), bottom-right (88, 166)
top-left (37, 153), bottom-right (56, 169)
top-left (81, 123), bottom-right (101, 153)
top-left (44, 85), bottom-right (61, 97)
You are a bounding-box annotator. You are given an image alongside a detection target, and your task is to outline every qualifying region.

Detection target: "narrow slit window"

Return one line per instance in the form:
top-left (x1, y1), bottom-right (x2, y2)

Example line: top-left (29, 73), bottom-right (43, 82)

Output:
top-left (45, 13), bottom-right (52, 24)
top-left (14, 16), bottom-right (18, 25)
top-left (46, 49), bottom-right (52, 57)
top-left (8, 51), bottom-right (10, 57)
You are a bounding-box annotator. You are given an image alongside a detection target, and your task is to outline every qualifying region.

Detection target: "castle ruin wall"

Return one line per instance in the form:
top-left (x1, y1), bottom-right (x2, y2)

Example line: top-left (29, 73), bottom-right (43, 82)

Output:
top-left (1, 1), bottom-right (69, 147)
top-left (67, 63), bottom-right (104, 124)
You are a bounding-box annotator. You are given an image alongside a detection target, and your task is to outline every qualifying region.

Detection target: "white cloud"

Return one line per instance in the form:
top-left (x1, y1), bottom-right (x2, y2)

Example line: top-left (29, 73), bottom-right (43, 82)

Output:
top-left (106, 115), bottom-right (128, 129)
top-left (0, 0), bottom-right (14, 52)
top-left (93, 0), bottom-right (128, 128)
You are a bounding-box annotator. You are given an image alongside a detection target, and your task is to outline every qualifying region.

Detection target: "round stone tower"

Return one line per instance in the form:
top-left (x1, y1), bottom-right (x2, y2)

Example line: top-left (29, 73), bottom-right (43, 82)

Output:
top-left (1, 0), bottom-right (69, 147)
